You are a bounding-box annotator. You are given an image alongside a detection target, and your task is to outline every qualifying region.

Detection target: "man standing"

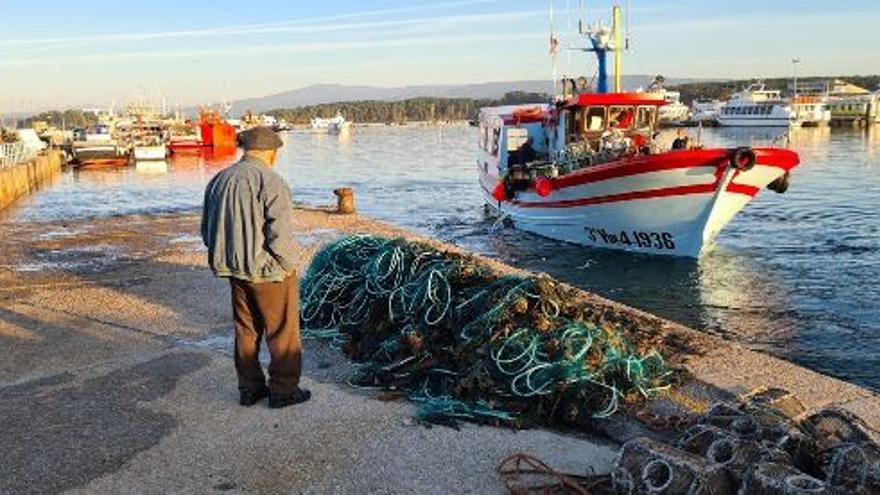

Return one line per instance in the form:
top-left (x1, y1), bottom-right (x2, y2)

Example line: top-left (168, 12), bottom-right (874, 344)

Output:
top-left (201, 127), bottom-right (311, 409)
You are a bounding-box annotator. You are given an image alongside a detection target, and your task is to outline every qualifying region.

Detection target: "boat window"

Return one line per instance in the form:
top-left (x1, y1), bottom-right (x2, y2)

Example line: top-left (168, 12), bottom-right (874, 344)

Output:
top-left (636, 106), bottom-right (656, 129)
top-left (507, 128), bottom-right (529, 151)
top-left (584, 106), bottom-right (606, 131)
top-left (608, 106), bottom-right (635, 129)
top-left (490, 127), bottom-right (500, 156)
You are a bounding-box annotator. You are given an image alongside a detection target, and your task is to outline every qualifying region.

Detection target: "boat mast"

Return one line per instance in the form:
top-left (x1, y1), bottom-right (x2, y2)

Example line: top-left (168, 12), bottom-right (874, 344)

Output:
top-left (578, 3), bottom-right (623, 94)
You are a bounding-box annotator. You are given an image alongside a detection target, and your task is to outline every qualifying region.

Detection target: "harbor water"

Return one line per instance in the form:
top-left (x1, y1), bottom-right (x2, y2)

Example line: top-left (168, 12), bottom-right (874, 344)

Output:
top-left (3, 125), bottom-right (879, 390)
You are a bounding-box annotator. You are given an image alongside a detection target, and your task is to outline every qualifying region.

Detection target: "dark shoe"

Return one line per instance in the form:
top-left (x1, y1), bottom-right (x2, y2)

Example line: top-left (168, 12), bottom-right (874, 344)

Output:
top-left (268, 388), bottom-right (312, 409)
top-left (239, 388), bottom-right (269, 406)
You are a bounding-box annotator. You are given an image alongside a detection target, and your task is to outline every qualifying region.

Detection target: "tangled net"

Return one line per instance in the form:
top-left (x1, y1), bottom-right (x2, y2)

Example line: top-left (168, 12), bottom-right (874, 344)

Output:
top-left (301, 235), bottom-right (672, 426)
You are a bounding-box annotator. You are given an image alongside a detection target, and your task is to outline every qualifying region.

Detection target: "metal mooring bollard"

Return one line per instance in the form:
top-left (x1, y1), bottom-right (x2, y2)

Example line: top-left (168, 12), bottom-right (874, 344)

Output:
top-left (334, 187), bottom-right (355, 214)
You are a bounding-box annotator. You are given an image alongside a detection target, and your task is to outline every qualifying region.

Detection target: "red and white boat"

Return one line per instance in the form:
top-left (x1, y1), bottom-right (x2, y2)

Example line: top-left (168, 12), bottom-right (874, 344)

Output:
top-left (477, 4), bottom-right (800, 258)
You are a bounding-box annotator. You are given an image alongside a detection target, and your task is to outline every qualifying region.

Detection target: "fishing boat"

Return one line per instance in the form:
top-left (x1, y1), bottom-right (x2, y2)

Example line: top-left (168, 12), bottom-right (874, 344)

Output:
top-left (717, 83), bottom-right (794, 127)
top-left (70, 125), bottom-right (129, 169)
top-left (477, 4), bottom-right (800, 258)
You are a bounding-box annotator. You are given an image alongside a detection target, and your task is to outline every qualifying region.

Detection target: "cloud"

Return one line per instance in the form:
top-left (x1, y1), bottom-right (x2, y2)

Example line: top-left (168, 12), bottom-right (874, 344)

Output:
top-left (0, 0), bottom-right (501, 48)
top-left (1, 32), bottom-right (547, 68)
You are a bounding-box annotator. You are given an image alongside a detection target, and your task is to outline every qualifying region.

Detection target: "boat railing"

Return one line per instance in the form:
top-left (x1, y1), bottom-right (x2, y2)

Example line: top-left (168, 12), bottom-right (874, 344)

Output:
top-left (0, 141), bottom-right (38, 170)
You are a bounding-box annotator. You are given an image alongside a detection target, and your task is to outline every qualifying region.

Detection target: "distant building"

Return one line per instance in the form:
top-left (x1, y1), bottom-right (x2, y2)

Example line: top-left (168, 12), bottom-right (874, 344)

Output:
top-left (788, 79), bottom-right (870, 96)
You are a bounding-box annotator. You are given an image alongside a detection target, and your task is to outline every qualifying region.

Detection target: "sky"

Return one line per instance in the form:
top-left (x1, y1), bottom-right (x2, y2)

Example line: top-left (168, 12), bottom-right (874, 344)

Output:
top-left (1, 0), bottom-right (878, 113)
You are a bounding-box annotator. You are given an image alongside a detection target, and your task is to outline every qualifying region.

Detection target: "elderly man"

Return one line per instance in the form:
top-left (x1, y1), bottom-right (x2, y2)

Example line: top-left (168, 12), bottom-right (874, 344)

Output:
top-left (201, 126), bottom-right (311, 409)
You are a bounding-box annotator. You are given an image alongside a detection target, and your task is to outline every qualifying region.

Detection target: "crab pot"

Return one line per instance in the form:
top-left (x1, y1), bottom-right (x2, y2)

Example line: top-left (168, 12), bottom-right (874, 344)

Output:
top-left (741, 463), bottom-right (825, 494)
top-left (615, 437), bottom-right (735, 494)
top-left (822, 442), bottom-right (878, 490)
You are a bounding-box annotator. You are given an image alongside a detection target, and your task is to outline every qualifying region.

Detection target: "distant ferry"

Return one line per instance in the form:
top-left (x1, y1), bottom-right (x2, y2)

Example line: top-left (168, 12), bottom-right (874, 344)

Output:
top-left (717, 83), bottom-right (794, 127)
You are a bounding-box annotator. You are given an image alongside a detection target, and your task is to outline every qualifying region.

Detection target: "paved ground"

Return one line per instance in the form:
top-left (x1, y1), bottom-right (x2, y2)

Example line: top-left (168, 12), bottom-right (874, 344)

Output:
top-left (0, 210), bottom-right (616, 494)
top-left (1, 207), bottom-right (878, 493)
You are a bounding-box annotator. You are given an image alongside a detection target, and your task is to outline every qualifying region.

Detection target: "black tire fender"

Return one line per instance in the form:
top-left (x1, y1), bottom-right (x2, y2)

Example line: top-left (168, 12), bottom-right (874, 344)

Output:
top-left (730, 147), bottom-right (756, 171)
top-left (767, 171), bottom-right (790, 194)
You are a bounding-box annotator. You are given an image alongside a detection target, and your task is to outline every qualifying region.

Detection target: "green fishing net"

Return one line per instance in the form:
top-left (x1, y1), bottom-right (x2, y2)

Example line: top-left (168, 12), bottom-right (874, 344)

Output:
top-left (301, 234), bottom-right (672, 426)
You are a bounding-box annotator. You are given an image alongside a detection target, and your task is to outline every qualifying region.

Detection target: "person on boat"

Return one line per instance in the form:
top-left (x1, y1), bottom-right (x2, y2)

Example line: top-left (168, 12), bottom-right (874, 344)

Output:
top-left (509, 137), bottom-right (538, 166)
top-left (671, 129), bottom-right (690, 150)
top-left (201, 126), bottom-right (311, 409)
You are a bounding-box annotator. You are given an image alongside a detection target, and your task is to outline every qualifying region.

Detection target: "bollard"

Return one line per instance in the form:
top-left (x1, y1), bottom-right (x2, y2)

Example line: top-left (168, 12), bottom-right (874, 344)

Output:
top-left (334, 187), bottom-right (356, 214)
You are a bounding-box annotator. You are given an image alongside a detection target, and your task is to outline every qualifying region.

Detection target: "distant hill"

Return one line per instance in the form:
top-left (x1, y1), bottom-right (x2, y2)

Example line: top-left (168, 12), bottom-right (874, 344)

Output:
top-left (231, 76), bottom-right (703, 113)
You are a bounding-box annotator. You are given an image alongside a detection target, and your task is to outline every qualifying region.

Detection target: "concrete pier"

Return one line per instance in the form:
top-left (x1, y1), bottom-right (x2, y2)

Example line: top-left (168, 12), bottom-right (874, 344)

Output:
top-left (0, 207), bottom-right (877, 492)
top-left (0, 150), bottom-right (64, 211)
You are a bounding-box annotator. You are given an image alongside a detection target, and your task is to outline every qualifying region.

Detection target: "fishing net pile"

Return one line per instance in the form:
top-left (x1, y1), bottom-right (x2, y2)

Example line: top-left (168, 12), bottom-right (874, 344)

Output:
top-left (301, 234), bottom-right (671, 426)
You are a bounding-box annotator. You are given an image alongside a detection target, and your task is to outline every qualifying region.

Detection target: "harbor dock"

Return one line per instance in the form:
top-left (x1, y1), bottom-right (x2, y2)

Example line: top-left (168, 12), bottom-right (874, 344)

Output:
top-left (1, 206), bottom-right (877, 492)
top-left (0, 150), bottom-right (63, 212)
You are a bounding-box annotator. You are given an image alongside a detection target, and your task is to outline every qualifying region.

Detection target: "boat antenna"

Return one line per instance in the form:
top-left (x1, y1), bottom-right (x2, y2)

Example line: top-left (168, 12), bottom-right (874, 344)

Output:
top-left (550, 0), bottom-right (559, 95)
top-left (625, 0), bottom-right (631, 51)
top-left (613, 3), bottom-right (623, 92)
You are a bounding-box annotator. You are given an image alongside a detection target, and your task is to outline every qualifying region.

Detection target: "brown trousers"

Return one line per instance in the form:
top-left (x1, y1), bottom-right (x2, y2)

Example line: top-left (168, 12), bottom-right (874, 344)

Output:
top-left (230, 273), bottom-right (302, 395)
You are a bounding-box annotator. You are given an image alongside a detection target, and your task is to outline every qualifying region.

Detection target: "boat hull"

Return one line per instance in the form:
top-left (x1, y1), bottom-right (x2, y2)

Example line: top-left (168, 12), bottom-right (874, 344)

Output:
top-left (480, 149), bottom-right (799, 257)
top-left (71, 145), bottom-right (130, 169)
top-left (133, 145), bottom-right (167, 161)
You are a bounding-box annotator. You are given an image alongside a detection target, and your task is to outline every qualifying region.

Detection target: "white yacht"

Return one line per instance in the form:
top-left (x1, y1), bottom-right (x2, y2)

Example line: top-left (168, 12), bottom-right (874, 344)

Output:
top-left (717, 83), bottom-right (794, 127)
top-left (310, 113), bottom-right (350, 133)
top-left (644, 77), bottom-right (689, 125)
top-left (690, 99), bottom-right (722, 124)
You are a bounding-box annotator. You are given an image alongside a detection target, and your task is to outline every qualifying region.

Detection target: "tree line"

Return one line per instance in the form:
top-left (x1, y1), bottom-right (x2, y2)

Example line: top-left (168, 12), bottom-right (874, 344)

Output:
top-left (16, 110), bottom-right (99, 129)
top-left (265, 91), bottom-right (550, 124)
top-left (670, 76), bottom-right (880, 104)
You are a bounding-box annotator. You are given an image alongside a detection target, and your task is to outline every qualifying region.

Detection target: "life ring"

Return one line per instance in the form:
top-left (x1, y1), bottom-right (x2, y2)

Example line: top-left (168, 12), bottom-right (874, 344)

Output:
top-left (767, 172), bottom-right (790, 193)
top-left (512, 107), bottom-right (544, 122)
top-left (730, 147), bottom-right (756, 171)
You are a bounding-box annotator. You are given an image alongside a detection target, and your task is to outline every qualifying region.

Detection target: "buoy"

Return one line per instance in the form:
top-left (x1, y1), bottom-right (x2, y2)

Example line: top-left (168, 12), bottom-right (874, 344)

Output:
top-left (534, 176), bottom-right (553, 197)
top-left (333, 187), bottom-right (356, 214)
top-left (492, 182), bottom-right (508, 202)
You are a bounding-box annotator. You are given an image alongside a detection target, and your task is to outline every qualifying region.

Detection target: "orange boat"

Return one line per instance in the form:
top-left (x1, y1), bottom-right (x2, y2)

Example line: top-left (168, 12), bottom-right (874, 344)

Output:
top-left (199, 111), bottom-right (237, 149)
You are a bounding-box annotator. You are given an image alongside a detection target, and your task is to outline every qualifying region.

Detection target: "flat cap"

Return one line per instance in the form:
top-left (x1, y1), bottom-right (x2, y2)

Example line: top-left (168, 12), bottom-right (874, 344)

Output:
top-left (238, 126), bottom-right (283, 150)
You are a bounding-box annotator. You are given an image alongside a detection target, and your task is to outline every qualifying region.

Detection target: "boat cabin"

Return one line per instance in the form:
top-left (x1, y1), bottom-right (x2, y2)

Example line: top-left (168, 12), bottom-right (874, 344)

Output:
top-left (560, 93), bottom-right (665, 152)
top-left (478, 93), bottom-right (667, 177)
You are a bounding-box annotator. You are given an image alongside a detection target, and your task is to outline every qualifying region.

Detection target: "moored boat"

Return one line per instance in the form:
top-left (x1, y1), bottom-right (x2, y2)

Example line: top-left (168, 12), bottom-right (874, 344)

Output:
top-left (132, 144), bottom-right (167, 161)
top-left (644, 76), bottom-right (690, 126)
top-left (70, 125), bottom-right (129, 169)
top-left (477, 4), bottom-right (800, 258)
top-left (689, 98), bottom-right (722, 125)
top-left (791, 95), bottom-right (831, 127)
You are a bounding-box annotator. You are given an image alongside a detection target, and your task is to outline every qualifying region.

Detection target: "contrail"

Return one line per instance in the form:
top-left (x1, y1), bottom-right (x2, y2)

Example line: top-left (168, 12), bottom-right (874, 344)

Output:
top-left (0, 0), bottom-right (500, 47)
top-left (0, 32), bottom-right (546, 68)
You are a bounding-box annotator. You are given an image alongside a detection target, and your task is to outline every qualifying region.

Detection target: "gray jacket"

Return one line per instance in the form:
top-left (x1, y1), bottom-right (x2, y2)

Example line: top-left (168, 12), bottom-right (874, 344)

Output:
top-left (201, 157), bottom-right (297, 283)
